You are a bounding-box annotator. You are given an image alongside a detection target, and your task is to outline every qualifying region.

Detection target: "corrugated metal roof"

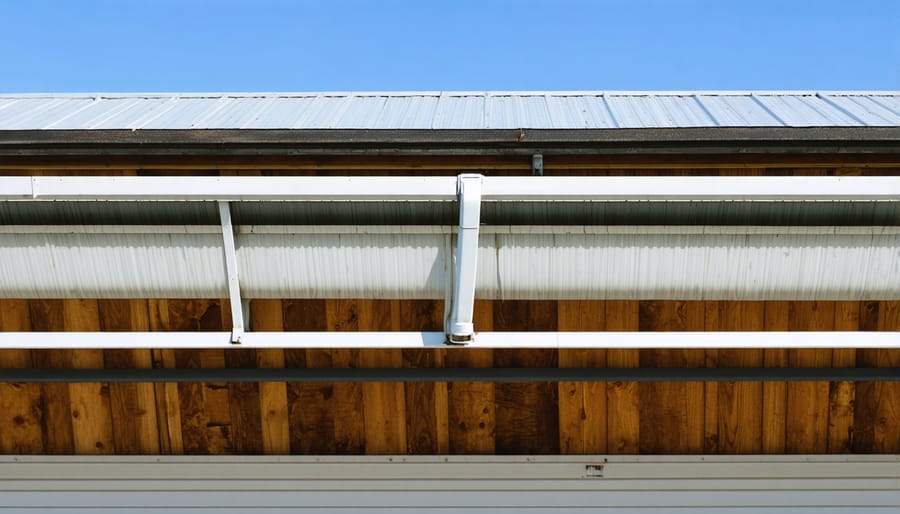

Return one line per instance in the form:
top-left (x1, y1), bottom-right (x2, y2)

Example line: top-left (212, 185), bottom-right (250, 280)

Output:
top-left (0, 91), bottom-right (897, 130)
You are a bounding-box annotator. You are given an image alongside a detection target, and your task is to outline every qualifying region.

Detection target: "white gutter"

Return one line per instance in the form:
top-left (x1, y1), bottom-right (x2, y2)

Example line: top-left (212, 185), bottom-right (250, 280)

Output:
top-left (2, 175), bottom-right (900, 348)
top-left (446, 174), bottom-right (481, 344)
top-left (3, 175), bottom-right (900, 201)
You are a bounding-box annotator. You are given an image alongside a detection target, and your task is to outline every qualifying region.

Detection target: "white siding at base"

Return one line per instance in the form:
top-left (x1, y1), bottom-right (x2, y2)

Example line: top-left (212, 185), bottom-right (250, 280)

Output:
top-left (0, 456), bottom-right (896, 512)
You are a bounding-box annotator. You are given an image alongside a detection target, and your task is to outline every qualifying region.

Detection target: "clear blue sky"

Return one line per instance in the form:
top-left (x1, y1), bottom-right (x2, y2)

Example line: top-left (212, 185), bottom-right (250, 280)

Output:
top-left (1, 0), bottom-right (897, 93)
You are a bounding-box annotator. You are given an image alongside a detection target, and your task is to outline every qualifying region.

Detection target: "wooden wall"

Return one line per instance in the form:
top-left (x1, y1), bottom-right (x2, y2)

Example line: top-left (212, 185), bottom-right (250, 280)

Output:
top-left (1, 299), bottom-right (898, 456)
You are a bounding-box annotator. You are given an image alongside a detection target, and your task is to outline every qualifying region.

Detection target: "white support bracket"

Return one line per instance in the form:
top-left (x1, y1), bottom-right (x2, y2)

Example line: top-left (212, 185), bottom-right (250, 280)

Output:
top-left (218, 201), bottom-right (244, 344)
top-left (446, 174), bottom-right (483, 345)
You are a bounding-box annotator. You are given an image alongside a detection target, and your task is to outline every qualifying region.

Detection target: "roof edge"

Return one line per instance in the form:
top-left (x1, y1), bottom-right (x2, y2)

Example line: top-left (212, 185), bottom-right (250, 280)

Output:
top-left (1, 127), bottom-right (899, 157)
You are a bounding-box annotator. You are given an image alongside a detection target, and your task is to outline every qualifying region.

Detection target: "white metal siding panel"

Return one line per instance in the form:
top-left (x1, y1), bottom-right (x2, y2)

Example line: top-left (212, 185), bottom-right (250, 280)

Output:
top-left (1, 227), bottom-right (899, 300)
top-left (237, 232), bottom-right (448, 298)
top-left (0, 456), bottom-right (896, 513)
top-left (0, 232), bottom-right (227, 298)
top-left (476, 231), bottom-right (900, 300)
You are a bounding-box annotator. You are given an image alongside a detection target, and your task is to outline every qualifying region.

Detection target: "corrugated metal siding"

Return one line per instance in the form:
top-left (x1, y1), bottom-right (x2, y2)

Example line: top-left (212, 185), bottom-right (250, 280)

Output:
top-left (1, 456), bottom-right (896, 513)
top-left (0, 92), bottom-right (897, 130)
top-left (1, 227), bottom-right (898, 300)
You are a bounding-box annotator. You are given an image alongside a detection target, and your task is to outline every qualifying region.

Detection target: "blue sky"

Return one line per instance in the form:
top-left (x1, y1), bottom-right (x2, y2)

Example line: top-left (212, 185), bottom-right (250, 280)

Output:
top-left (1, 0), bottom-right (897, 92)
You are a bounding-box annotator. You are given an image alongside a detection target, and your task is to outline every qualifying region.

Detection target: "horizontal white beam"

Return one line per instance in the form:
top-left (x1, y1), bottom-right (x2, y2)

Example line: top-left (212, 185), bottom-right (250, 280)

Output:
top-left (0, 331), bottom-right (895, 349)
top-left (1, 176), bottom-right (458, 201)
top-left (481, 176), bottom-right (900, 201)
top-left (3, 176), bottom-right (900, 202)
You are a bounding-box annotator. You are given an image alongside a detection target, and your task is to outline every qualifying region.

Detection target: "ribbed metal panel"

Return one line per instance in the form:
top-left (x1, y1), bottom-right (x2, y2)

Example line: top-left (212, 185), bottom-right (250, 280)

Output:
top-left (1, 227), bottom-right (898, 300)
top-left (476, 231), bottom-right (900, 300)
top-left (237, 232), bottom-right (448, 298)
top-left (1, 92), bottom-right (897, 130)
top-left (0, 232), bottom-right (227, 298)
top-left (1, 456), bottom-right (896, 513)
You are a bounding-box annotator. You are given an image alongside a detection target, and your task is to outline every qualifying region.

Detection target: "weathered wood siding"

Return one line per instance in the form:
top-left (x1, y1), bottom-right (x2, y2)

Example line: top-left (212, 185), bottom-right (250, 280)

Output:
top-left (1, 299), bottom-right (898, 456)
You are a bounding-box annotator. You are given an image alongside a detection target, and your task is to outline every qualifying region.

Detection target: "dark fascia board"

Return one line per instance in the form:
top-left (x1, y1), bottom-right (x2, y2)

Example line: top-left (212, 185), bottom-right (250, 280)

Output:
top-left (0, 126), bottom-right (899, 156)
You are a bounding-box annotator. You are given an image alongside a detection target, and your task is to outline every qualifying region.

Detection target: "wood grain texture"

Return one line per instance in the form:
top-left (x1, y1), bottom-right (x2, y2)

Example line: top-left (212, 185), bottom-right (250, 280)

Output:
top-left (605, 300), bottom-right (640, 454)
top-left (62, 300), bottom-right (115, 454)
top-left (786, 302), bottom-right (833, 453)
top-left (828, 301), bottom-right (858, 453)
top-left (250, 299), bottom-right (290, 454)
top-left (0, 300), bottom-right (43, 454)
top-left (705, 301), bottom-right (764, 454)
top-left (446, 300), bottom-right (495, 454)
top-left (98, 299), bottom-right (159, 454)
top-left (401, 300), bottom-right (448, 454)
top-left (148, 300), bottom-right (183, 455)
top-left (493, 301), bottom-right (559, 455)
top-left (557, 301), bottom-right (607, 454)
top-left (762, 301), bottom-right (789, 454)
top-left (638, 301), bottom-right (705, 454)
top-left (358, 300), bottom-right (407, 454)
top-left (2, 299), bottom-right (900, 456)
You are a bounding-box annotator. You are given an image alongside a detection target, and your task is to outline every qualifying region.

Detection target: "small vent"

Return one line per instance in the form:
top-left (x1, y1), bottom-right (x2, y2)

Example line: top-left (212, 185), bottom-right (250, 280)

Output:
top-left (585, 464), bottom-right (604, 478)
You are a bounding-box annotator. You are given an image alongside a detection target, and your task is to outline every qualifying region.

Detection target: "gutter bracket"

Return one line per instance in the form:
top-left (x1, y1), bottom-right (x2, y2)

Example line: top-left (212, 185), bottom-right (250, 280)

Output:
top-left (532, 153), bottom-right (543, 176)
top-left (218, 201), bottom-right (244, 344)
top-left (446, 173), bottom-right (482, 345)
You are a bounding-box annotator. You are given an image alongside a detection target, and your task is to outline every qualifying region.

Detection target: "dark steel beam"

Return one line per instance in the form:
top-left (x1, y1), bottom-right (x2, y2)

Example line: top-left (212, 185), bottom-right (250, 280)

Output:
top-left (1, 367), bottom-right (898, 383)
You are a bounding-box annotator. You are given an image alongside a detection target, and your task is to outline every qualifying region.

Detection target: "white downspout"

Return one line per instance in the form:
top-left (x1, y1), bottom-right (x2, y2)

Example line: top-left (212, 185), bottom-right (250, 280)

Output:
top-left (446, 173), bottom-right (482, 345)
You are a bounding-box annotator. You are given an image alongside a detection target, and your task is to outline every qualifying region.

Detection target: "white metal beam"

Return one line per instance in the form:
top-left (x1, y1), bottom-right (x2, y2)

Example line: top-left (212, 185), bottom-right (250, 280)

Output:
top-left (480, 176), bottom-right (900, 201)
top-left (447, 174), bottom-right (482, 344)
top-left (0, 331), bottom-right (895, 349)
top-left (4, 176), bottom-right (900, 202)
top-left (218, 201), bottom-right (243, 343)
top-left (0, 176), bottom-right (458, 201)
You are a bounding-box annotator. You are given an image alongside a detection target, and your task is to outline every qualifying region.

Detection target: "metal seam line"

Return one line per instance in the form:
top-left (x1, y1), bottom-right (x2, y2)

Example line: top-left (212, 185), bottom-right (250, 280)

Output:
top-left (0, 367), bottom-right (897, 383)
top-left (218, 201), bottom-right (243, 344)
top-left (447, 173), bottom-right (482, 344)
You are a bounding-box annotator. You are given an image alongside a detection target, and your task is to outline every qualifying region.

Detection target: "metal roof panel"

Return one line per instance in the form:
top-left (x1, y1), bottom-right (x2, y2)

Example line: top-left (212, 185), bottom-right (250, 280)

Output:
top-left (0, 92), bottom-right (897, 130)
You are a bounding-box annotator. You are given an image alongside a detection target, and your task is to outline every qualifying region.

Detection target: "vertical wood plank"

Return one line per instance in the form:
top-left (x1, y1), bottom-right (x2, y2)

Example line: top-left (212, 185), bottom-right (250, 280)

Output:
top-left (148, 299), bottom-right (183, 455)
top-left (400, 300), bottom-right (447, 454)
top-left (167, 300), bottom-right (230, 454)
top-left (852, 301), bottom-right (880, 452)
top-left (99, 299), bottom-right (160, 454)
top-left (0, 300), bottom-right (43, 454)
top-left (872, 302), bottom-right (900, 453)
top-left (786, 301), bottom-right (833, 453)
top-left (285, 299), bottom-right (328, 454)
top-left (359, 300), bottom-right (407, 454)
top-left (605, 300), bottom-right (640, 454)
top-left (63, 299), bottom-right (115, 455)
top-left (251, 299), bottom-right (290, 454)
top-left (828, 301), bottom-right (858, 453)
top-left (447, 299), bottom-right (495, 454)
top-left (29, 300), bottom-right (74, 454)
top-left (286, 299), bottom-right (365, 454)
top-left (494, 301), bottom-right (559, 454)
top-left (638, 301), bottom-right (705, 454)
top-left (702, 302), bottom-right (720, 454)
top-left (225, 348), bottom-right (264, 454)
top-left (708, 301), bottom-right (764, 454)
top-left (557, 300), bottom-right (606, 454)
top-left (762, 301), bottom-right (788, 454)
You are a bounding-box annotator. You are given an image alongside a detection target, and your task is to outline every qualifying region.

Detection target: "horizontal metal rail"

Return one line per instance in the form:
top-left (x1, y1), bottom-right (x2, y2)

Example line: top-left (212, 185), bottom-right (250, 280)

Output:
top-left (1, 367), bottom-right (898, 383)
top-left (0, 331), bottom-right (896, 349)
top-left (3, 176), bottom-right (900, 202)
